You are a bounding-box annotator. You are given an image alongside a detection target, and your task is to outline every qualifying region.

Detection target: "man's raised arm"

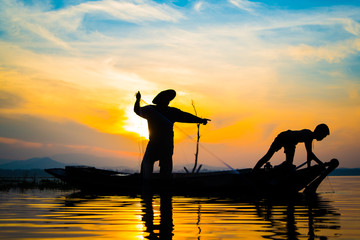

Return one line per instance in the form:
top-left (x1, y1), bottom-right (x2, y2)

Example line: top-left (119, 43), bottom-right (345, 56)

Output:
top-left (134, 91), bottom-right (141, 116)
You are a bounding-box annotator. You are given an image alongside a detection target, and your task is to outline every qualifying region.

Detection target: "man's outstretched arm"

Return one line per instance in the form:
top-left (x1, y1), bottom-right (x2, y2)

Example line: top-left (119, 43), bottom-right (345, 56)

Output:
top-left (176, 110), bottom-right (210, 125)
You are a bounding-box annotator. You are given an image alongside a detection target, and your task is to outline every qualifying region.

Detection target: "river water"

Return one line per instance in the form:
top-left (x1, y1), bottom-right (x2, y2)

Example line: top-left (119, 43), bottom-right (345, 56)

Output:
top-left (0, 176), bottom-right (359, 239)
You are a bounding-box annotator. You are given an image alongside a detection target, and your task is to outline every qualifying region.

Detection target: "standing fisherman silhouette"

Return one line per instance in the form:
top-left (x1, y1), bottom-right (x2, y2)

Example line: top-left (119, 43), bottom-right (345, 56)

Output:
top-left (253, 124), bottom-right (330, 172)
top-left (134, 89), bottom-right (210, 180)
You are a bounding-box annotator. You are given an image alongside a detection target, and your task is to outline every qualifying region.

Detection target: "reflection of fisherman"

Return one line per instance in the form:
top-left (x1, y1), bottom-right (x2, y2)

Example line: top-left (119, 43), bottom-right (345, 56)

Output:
top-left (141, 193), bottom-right (173, 239)
top-left (253, 124), bottom-right (330, 172)
top-left (134, 89), bottom-right (210, 179)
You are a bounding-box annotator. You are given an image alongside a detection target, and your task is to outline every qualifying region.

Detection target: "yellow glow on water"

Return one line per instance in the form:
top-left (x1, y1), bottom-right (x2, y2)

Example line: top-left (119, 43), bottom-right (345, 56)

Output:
top-left (3, 181), bottom-right (360, 240)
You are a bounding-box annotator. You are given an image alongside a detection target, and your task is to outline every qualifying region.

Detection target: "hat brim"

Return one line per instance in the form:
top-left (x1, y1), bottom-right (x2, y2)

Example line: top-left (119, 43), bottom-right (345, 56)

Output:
top-left (152, 89), bottom-right (176, 104)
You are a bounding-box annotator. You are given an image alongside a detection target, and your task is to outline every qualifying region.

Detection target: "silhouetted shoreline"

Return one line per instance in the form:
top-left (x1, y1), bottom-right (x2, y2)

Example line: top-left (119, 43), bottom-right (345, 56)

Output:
top-left (0, 169), bottom-right (71, 191)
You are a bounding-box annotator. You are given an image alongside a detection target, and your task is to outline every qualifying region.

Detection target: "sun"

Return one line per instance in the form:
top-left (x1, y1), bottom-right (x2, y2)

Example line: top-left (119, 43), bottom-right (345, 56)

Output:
top-left (123, 106), bottom-right (149, 140)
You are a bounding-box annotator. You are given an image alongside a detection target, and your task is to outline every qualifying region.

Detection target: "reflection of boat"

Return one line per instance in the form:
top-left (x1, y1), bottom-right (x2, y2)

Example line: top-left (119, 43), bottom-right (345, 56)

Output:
top-left (254, 193), bottom-right (340, 240)
top-left (45, 158), bottom-right (338, 195)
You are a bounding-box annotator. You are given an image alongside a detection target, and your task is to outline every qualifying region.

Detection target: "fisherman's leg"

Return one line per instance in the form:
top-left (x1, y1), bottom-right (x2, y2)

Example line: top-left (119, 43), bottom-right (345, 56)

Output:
top-left (159, 157), bottom-right (173, 180)
top-left (284, 145), bottom-right (295, 165)
top-left (159, 145), bottom-right (173, 181)
top-left (279, 145), bottom-right (296, 171)
top-left (141, 145), bottom-right (155, 180)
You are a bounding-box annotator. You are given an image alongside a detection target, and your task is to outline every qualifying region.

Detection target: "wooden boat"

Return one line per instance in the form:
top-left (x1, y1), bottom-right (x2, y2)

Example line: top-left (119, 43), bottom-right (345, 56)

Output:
top-left (45, 158), bottom-right (339, 196)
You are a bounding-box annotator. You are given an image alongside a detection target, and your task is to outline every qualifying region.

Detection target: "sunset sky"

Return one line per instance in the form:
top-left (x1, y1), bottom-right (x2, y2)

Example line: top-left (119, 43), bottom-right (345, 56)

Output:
top-left (0, 0), bottom-right (359, 170)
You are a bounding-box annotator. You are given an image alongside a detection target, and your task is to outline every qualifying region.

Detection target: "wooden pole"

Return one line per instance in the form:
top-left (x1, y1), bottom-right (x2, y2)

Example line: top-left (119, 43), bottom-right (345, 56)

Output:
top-left (192, 101), bottom-right (200, 173)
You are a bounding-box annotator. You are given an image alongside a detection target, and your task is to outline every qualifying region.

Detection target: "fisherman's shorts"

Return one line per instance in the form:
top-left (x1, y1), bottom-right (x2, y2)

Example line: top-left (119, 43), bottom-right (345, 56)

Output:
top-left (271, 132), bottom-right (296, 155)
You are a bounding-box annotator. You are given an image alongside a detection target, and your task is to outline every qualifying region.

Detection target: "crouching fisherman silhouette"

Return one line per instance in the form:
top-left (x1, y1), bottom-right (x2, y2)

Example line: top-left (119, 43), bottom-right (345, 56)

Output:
top-left (134, 89), bottom-right (210, 181)
top-left (253, 124), bottom-right (330, 172)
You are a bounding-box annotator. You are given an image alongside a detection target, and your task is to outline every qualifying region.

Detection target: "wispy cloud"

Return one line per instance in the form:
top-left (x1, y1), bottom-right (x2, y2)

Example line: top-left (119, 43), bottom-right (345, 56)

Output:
top-left (56, 0), bottom-right (184, 27)
top-left (228, 0), bottom-right (260, 13)
top-left (194, 1), bottom-right (204, 12)
top-left (286, 38), bottom-right (360, 63)
top-left (334, 18), bottom-right (360, 36)
top-left (1, 0), bottom-right (360, 167)
top-left (0, 0), bottom-right (183, 51)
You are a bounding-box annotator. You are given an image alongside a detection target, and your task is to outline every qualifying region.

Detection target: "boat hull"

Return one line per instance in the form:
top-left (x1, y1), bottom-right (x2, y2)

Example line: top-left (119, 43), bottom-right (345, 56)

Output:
top-left (45, 159), bottom-right (339, 196)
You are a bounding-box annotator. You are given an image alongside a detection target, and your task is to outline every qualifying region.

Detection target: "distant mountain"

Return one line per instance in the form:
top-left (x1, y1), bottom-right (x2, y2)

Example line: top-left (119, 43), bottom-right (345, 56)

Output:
top-left (51, 153), bottom-right (137, 169)
top-left (0, 158), bottom-right (13, 165)
top-left (0, 157), bottom-right (66, 170)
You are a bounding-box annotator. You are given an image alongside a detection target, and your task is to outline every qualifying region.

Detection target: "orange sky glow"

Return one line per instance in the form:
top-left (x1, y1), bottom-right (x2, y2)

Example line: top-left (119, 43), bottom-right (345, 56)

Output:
top-left (0, 0), bottom-right (359, 169)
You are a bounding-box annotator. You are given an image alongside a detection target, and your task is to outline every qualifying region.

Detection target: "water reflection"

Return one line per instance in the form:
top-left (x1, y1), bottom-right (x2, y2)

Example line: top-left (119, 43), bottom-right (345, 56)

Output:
top-left (254, 195), bottom-right (340, 239)
top-left (150, 194), bottom-right (340, 240)
top-left (141, 193), bottom-right (173, 239)
top-left (0, 190), bottom-right (341, 239)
